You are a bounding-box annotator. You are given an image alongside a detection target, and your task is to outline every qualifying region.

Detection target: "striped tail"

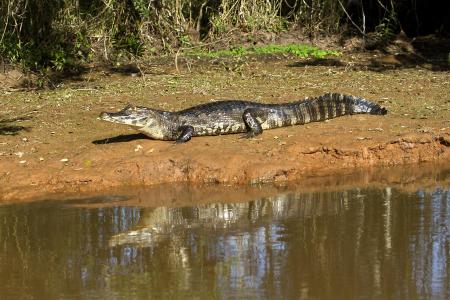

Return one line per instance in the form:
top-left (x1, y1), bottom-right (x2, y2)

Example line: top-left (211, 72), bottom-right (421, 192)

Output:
top-left (295, 93), bottom-right (387, 124)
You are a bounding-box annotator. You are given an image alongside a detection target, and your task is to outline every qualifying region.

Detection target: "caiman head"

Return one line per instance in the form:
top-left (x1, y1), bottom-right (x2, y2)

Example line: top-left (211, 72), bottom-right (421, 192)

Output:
top-left (100, 105), bottom-right (174, 140)
top-left (99, 105), bottom-right (153, 127)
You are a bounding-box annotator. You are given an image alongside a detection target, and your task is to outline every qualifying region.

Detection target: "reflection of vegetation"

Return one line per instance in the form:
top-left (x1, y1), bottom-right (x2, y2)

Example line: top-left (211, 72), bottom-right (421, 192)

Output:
top-left (0, 187), bottom-right (448, 299)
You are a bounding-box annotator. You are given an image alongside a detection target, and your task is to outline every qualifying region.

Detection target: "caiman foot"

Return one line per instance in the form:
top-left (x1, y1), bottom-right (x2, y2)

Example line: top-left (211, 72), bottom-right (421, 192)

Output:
top-left (175, 125), bottom-right (194, 143)
top-left (240, 132), bottom-right (259, 139)
top-left (242, 109), bottom-right (263, 138)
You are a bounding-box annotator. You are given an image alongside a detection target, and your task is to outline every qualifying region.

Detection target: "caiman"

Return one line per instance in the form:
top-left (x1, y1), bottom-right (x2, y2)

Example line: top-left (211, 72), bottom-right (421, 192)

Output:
top-left (99, 93), bottom-right (387, 143)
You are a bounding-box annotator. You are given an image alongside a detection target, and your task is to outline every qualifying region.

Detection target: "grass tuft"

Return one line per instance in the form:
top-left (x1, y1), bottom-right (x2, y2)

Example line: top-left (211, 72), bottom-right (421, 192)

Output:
top-left (187, 44), bottom-right (340, 59)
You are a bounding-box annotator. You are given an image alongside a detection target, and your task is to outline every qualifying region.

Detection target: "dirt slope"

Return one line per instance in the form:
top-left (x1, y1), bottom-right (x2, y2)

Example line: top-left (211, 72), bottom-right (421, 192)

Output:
top-left (1, 53), bottom-right (449, 202)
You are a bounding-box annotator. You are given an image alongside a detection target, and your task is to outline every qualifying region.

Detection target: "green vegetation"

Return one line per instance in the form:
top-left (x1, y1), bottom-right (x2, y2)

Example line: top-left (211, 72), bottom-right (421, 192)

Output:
top-left (187, 44), bottom-right (340, 59)
top-left (1, 0), bottom-right (443, 77)
top-left (0, 0), bottom-right (354, 75)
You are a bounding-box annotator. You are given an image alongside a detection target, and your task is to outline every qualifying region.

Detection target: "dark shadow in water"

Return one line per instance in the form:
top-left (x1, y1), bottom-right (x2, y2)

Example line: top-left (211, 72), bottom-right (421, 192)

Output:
top-left (0, 116), bottom-right (32, 135)
top-left (92, 133), bottom-right (149, 144)
top-left (61, 195), bottom-right (131, 206)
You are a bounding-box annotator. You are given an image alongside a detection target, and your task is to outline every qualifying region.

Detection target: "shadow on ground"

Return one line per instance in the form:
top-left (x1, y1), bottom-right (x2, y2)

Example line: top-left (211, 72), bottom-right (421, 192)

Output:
top-left (92, 133), bottom-right (149, 144)
top-left (6, 61), bottom-right (171, 91)
top-left (288, 58), bottom-right (345, 68)
top-left (0, 117), bottom-right (32, 135)
top-left (287, 35), bottom-right (449, 72)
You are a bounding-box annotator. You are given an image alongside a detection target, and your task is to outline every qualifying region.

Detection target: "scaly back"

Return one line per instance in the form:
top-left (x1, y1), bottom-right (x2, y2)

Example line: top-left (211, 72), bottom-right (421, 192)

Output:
top-left (286, 93), bottom-right (387, 125)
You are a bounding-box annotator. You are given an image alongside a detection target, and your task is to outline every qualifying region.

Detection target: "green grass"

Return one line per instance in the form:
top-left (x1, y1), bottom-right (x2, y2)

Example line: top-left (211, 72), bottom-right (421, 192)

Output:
top-left (187, 44), bottom-right (340, 59)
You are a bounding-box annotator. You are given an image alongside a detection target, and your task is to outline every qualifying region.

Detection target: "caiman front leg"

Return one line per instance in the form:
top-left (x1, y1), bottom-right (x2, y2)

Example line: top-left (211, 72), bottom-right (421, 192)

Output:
top-left (175, 125), bottom-right (194, 143)
top-left (242, 108), bottom-right (263, 138)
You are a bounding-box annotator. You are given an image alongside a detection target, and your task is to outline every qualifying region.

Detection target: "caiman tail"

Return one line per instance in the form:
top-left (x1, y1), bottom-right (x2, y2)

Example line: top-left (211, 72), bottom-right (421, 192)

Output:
top-left (292, 93), bottom-right (387, 125)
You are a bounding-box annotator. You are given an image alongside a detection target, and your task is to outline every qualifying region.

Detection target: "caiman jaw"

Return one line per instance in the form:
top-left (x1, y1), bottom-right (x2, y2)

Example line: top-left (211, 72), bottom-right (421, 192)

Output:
top-left (99, 106), bottom-right (149, 128)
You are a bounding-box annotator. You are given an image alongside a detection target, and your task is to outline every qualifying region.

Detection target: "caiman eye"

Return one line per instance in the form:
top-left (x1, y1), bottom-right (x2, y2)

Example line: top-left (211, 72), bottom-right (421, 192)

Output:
top-left (119, 104), bottom-right (135, 115)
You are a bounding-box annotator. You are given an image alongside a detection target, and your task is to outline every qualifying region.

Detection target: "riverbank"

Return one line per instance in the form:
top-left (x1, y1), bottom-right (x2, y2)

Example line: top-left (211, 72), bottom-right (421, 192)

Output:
top-left (1, 51), bottom-right (449, 202)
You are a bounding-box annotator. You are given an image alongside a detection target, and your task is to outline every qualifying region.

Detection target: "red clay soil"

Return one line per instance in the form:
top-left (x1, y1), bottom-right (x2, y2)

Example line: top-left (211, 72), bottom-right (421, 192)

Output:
top-left (1, 53), bottom-right (449, 202)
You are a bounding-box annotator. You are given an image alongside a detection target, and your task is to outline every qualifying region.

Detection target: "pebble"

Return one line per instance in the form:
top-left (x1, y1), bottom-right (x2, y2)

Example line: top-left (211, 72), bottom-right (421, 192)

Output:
top-left (14, 152), bottom-right (24, 158)
top-left (39, 157), bottom-right (44, 161)
top-left (135, 145), bottom-right (143, 152)
top-left (19, 160), bottom-right (27, 164)
top-left (60, 158), bottom-right (69, 162)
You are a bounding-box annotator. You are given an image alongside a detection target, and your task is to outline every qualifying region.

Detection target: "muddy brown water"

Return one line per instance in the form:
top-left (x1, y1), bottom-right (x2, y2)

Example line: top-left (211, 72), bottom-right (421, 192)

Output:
top-left (0, 165), bottom-right (449, 299)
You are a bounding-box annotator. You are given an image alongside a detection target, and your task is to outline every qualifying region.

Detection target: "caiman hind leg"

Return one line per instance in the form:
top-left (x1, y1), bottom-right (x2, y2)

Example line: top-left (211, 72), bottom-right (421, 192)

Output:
top-left (175, 125), bottom-right (194, 143)
top-left (242, 108), bottom-right (264, 138)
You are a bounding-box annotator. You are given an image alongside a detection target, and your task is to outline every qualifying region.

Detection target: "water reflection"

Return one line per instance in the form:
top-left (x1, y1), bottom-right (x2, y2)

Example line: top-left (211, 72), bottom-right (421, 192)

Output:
top-left (0, 187), bottom-right (448, 299)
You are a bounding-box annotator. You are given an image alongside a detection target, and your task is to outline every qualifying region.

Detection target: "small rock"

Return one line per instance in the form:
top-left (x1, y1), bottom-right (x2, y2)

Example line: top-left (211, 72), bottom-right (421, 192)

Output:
top-left (417, 128), bottom-right (431, 133)
top-left (39, 157), bottom-right (44, 161)
top-left (60, 158), bottom-right (69, 162)
top-left (146, 148), bottom-right (155, 154)
top-left (19, 160), bottom-right (27, 164)
top-left (22, 137), bottom-right (28, 142)
top-left (14, 152), bottom-right (24, 158)
top-left (273, 136), bottom-right (279, 140)
top-left (134, 145), bottom-right (143, 152)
